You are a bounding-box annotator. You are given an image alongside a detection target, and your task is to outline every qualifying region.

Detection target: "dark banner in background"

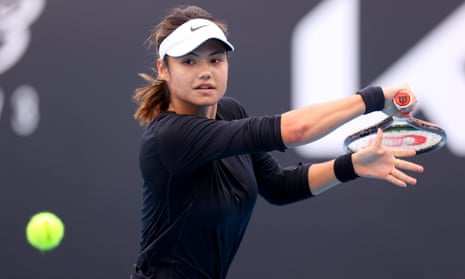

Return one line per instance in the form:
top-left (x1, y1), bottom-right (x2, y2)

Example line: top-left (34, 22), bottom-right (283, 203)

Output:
top-left (1, 0), bottom-right (464, 278)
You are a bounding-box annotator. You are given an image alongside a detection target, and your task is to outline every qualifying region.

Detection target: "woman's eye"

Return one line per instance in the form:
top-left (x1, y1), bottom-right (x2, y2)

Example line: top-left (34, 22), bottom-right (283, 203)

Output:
top-left (183, 59), bottom-right (195, 65)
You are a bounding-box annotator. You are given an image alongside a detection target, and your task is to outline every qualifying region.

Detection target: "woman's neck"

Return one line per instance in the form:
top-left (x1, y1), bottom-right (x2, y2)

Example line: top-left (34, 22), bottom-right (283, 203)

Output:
top-left (168, 103), bottom-right (217, 119)
top-left (198, 105), bottom-right (217, 119)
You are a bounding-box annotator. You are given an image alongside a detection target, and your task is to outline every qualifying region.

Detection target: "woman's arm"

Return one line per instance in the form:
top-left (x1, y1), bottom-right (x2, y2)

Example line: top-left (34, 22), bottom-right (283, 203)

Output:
top-left (280, 84), bottom-right (414, 147)
top-left (281, 94), bottom-right (365, 147)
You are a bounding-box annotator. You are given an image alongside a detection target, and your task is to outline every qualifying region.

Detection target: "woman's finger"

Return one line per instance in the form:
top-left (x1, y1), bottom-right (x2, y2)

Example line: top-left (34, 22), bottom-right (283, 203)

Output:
top-left (390, 168), bottom-right (418, 185)
top-left (385, 173), bottom-right (407, 187)
top-left (371, 128), bottom-right (383, 149)
top-left (396, 158), bottom-right (424, 173)
top-left (393, 149), bottom-right (417, 158)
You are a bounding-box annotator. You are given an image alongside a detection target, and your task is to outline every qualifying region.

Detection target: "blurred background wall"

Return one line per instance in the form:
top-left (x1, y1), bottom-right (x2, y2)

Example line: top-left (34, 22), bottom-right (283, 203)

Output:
top-left (1, 0), bottom-right (464, 278)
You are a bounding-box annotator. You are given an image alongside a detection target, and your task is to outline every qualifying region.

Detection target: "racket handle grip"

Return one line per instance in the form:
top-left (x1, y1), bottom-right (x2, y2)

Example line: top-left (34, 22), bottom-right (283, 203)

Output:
top-left (393, 91), bottom-right (413, 113)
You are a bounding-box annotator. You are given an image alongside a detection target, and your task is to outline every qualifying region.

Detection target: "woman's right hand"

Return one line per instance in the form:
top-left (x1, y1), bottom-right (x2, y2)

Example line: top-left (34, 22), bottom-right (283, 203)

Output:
top-left (382, 84), bottom-right (417, 118)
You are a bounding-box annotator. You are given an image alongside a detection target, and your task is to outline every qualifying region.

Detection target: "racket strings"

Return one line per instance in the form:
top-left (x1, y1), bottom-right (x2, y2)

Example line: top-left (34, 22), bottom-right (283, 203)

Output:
top-left (344, 118), bottom-right (446, 154)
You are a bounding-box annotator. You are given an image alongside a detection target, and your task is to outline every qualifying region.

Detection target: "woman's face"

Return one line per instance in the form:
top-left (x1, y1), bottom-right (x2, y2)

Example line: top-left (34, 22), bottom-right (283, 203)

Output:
top-left (158, 39), bottom-right (229, 114)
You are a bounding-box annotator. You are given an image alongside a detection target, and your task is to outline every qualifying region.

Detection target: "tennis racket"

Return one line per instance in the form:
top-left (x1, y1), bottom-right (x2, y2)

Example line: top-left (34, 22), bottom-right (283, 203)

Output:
top-left (344, 92), bottom-right (447, 155)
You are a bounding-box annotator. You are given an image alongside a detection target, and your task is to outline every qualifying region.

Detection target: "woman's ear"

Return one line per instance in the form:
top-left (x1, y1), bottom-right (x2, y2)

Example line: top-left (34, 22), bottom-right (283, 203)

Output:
top-left (157, 58), bottom-right (169, 81)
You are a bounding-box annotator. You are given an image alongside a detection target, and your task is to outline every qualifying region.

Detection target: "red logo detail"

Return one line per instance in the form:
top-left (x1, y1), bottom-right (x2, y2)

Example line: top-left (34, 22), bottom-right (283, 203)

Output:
top-left (382, 134), bottom-right (427, 147)
top-left (395, 92), bottom-right (411, 107)
top-left (363, 134), bottom-right (427, 148)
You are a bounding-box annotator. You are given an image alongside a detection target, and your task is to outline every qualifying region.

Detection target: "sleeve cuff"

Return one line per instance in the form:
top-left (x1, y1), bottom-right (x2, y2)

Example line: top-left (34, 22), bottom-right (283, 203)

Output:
top-left (356, 86), bottom-right (385, 114)
top-left (334, 153), bottom-right (359, 182)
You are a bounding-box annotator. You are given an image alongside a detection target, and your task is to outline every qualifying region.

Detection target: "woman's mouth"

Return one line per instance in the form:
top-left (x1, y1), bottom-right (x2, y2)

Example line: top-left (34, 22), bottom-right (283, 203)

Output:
top-left (195, 84), bottom-right (215, 90)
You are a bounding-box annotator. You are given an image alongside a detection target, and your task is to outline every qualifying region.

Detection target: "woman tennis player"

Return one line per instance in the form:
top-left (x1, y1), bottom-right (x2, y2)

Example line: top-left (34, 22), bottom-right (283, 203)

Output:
top-left (130, 5), bottom-right (424, 279)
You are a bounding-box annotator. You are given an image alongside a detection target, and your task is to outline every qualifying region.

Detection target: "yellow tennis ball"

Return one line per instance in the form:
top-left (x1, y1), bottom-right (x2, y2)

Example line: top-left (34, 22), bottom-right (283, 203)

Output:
top-left (26, 211), bottom-right (65, 252)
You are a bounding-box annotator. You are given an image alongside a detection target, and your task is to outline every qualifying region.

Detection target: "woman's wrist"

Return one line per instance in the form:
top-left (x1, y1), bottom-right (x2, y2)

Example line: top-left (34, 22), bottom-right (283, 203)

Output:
top-left (356, 86), bottom-right (385, 114)
top-left (334, 153), bottom-right (359, 182)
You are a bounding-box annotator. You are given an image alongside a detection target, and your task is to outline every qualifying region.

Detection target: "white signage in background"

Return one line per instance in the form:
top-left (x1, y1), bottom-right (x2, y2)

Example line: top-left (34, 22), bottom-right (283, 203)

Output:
top-left (10, 85), bottom-right (39, 136)
top-left (291, 0), bottom-right (465, 157)
top-left (0, 0), bottom-right (46, 137)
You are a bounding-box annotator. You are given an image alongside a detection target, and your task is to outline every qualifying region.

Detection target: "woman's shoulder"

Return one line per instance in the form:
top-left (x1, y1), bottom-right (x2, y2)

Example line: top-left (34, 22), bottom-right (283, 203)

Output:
top-left (217, 96), bottom-right (249, 120)
top-left (219, 96), bottom-right (241, 106)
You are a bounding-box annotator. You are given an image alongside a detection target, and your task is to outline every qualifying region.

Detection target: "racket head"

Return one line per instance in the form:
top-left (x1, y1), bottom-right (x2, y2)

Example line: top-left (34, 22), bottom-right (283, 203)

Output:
top-left (344, 116), bottom-right (447, 154)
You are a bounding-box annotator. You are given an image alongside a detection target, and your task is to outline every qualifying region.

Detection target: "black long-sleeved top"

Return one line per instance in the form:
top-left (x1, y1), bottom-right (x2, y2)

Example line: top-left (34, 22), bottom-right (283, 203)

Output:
top-left (132, 97), bottom-right (313, 279)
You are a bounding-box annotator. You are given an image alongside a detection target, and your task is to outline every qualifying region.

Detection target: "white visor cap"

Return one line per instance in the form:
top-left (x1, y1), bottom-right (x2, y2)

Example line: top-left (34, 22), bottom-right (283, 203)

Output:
top-left (158, 18), bottom-right (234, 59)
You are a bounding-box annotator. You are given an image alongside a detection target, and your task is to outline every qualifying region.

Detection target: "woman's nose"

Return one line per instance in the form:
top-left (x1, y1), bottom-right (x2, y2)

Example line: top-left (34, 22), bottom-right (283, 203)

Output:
top-left (198, 72), bottom-right (211, 80)
top-left (198, 62), bottom-right (212, 80)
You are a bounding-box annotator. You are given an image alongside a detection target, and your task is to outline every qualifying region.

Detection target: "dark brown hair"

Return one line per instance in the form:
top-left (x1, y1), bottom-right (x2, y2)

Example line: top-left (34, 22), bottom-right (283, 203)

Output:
top-left (132, 5), bottom-right (229, 125)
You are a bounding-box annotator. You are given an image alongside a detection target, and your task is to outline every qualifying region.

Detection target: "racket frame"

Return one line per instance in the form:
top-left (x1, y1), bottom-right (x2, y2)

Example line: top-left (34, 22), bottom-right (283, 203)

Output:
top-left (343, 116), bottom-right (447, 154)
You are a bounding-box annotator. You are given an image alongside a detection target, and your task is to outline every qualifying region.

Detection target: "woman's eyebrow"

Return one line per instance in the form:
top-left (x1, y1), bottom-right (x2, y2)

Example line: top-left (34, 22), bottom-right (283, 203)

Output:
top-left (209, 50), bottom-right (226, 56)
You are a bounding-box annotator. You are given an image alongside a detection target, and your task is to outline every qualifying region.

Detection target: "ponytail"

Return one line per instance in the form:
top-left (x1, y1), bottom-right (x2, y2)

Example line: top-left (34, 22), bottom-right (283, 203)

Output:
top-left (133, 73), bottom-right (170, 126)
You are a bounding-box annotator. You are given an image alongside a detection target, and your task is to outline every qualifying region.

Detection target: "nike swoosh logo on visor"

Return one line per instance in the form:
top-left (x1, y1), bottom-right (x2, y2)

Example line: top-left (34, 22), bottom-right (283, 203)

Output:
top-left (190, 24), bottom-right (208, 32)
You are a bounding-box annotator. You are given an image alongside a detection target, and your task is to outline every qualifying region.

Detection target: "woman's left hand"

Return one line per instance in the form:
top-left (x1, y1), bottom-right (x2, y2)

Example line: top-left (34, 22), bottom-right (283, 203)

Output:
top-left (352, 128), bottom-right (424, 187)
